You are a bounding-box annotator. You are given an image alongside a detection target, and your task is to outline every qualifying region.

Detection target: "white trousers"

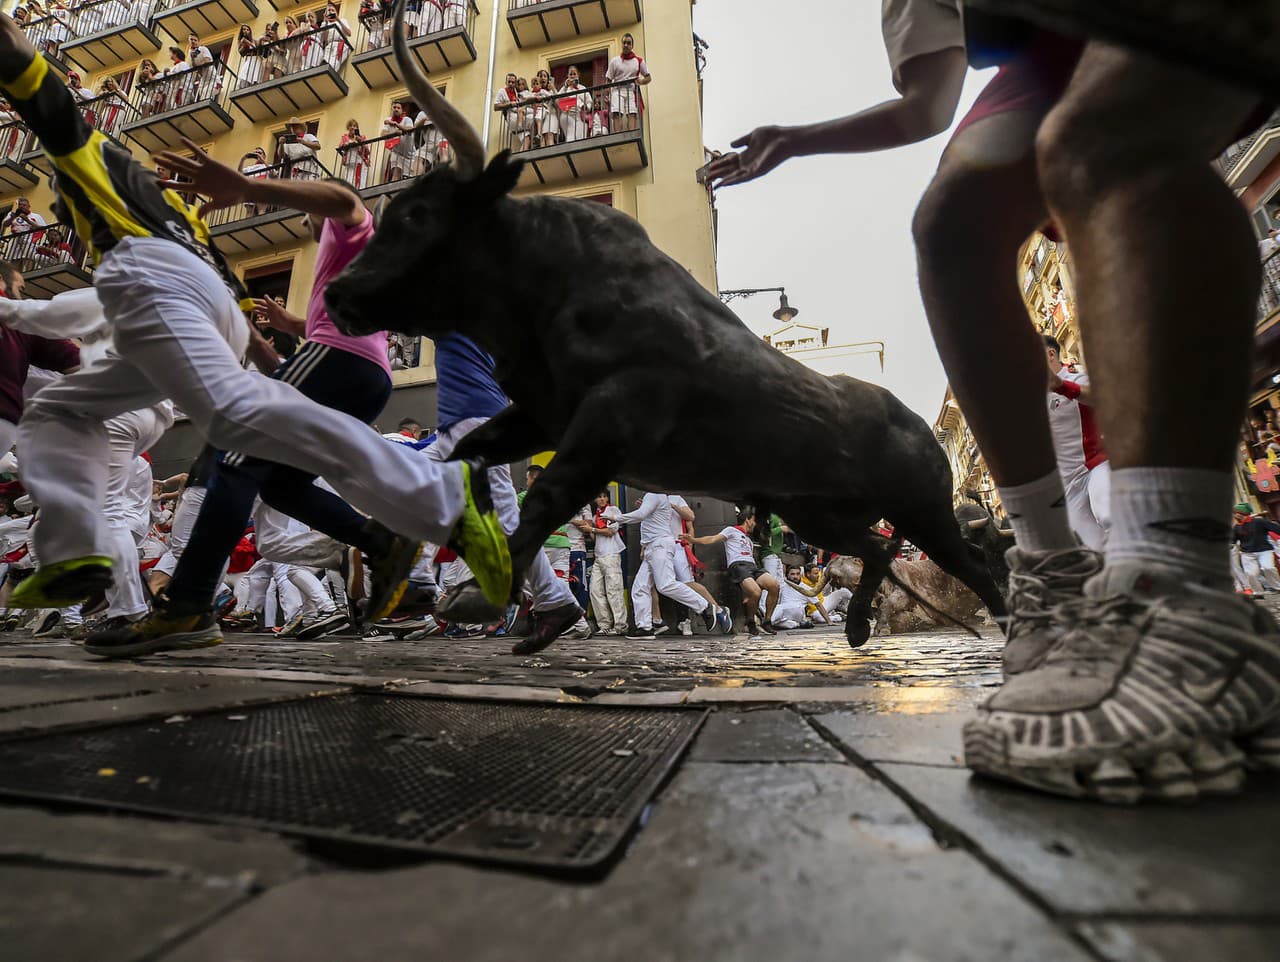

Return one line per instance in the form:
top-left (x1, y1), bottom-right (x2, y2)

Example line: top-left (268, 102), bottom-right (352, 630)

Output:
top-left (102, 407), bottom-right (168, 618)
top-left (761, 552), bottom-right (784, 610)
top-left (1063, 462), bottom-right (1111, 550)
top-left (771, 601), bottom-right (807, 628)
top-left (272, 563), bottom-right (332, 620)
top-left (254, 497), bottom-right (344, 570)
top-left (429, 415), bottom-right (576, 613)
top-left (631, 537), bottom-right (708, 629)
top-left (1241, 550), bottom-right (1280, 593)
top-left (589, 551), bottom-right (627, 630)
top-left (153, 485), bottom-right (205, 578)
top-left (16, 238), bottom-right (464, 572)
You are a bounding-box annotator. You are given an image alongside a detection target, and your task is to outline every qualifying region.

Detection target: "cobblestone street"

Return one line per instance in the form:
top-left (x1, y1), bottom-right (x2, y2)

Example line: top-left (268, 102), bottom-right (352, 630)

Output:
top-left (2, 623), bottom-right (1278, 961)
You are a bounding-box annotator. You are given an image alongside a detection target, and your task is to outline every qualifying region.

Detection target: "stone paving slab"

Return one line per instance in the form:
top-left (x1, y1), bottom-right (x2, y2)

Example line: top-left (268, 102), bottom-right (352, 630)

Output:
top-left (1077, 921), bottom-right (1280, 962)
top-left (1, 863), bottom-right (246, 962)
top-left (687, 708), bottom-right (843, 763)
top-left (161, 761), bottom-right (1091, 962)
top-left (879, 763), bottom-right (1280, 917)
top-left (0, 805), bottom-right (307, 886)
top-left (0, 664), bottom-right (347, 737)
top-left (810, 687), bottom-right (988, 767)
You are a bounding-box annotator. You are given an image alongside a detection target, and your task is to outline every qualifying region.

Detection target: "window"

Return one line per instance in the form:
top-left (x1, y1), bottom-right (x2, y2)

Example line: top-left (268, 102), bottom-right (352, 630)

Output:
top-left (244, 260), bottom-right (299, 360)
top-left (549, 50), bottom-right (609, 89)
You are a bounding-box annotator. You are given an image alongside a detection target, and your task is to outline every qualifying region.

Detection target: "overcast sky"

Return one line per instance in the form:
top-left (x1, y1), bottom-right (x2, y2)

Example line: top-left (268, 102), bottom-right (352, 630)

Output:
top-left (692, 1), bottom-right (996, 422)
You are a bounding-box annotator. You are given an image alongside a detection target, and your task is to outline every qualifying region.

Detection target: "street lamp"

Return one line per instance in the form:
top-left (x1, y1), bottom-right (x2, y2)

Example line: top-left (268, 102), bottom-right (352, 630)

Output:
top-left (719, 286), bottom-right (886, 372)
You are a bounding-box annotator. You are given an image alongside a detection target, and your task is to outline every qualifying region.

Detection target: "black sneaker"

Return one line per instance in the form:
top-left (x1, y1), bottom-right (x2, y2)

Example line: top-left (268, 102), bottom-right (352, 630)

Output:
top-left (85, 604), bottom-right (221, 659)
top-left (760, 619), bottom-right (778, 635)
top-left (625, 626), bottom-right (657, 640)
top-left (358, 520), bottom-right (424, 625)
top-left (654, 620), bottom-right (670, 636)
top-left (701, 604), bottom-right (718, 632)
top-left (511, 603), bottom-right (582, 655)
top-left (296, 609), bottom-right (351, 641)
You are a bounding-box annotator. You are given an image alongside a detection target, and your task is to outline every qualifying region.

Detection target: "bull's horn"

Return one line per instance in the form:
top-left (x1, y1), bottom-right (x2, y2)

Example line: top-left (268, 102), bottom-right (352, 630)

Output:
top-left (392, 0), bottom-right (483, 178)
top-left (966, 517), bottom-right (989, 530)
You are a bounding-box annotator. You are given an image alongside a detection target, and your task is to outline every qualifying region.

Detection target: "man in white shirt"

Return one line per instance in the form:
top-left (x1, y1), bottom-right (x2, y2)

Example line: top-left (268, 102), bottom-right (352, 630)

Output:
top-left (1044, 335), bottom-right (1110, 548)
top-left (617, 490), bottom-right (729, 640)
top-left (604, 33), bottom-right (650, 131)
top-left (682, 508), bottom-right (781, 640)
top-left (278, 116), bottom-right (321, 180)
top-left (585, 489), bottom-right (626, 634)
top-left (381, 101), bottom-right (415, 181)
top-left (1260, 227), bottom-right (1279, 260)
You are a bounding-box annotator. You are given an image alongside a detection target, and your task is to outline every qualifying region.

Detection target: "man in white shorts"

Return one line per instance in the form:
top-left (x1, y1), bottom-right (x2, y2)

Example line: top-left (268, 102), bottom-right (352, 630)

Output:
top-left (682, 508), bottom-right (781, 640)
top-left (1045, 335), bottom-right (1110, 549)
top-left (620, 490), bottom-right (731, 640)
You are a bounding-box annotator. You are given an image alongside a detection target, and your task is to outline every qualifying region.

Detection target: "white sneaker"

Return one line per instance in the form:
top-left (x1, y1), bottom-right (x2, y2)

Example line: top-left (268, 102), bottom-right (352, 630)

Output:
top-left (1001, 546), bottom-right (1104, 676)
top-left (564, 617), bottom-right (592, 640)
top-left (678, 619), bottom-right (692, 637)
top-left (965, 566), bottom-right (1280, 803)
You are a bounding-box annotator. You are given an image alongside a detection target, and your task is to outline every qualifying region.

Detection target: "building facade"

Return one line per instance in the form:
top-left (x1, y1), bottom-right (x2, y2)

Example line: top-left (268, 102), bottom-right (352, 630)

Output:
top-left (0, 0), bottom-right (716, 474)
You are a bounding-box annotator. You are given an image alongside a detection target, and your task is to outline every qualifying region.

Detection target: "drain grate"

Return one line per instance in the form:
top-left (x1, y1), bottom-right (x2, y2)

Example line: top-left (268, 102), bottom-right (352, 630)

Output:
top-left (0, 694), bottom-right (705, 869)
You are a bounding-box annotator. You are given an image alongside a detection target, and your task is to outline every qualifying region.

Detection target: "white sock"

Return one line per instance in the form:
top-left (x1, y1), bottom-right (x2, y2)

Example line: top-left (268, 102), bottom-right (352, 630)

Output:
top-left (997, 470), bottom-right (1076, 553)
top-left (1104, 467), bottom-right (1232, 587)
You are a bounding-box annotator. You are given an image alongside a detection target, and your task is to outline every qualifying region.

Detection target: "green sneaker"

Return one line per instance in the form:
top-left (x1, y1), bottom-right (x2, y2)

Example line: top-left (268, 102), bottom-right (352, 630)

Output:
top-left (10, 556), bottom-right (114, 609)
top-left (448, 460), bottom-right (512, 610)
top-left (84, 606), bottom-right (222, 659)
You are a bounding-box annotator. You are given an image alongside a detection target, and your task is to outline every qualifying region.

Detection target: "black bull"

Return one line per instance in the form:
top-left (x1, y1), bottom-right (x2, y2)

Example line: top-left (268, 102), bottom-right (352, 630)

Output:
top-left (324, 157), bottom-right (1007, 646)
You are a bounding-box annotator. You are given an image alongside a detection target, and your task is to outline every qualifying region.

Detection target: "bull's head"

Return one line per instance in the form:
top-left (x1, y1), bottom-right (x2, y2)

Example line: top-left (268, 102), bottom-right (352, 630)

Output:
top-left (325, 0), bottom-right (521, 339)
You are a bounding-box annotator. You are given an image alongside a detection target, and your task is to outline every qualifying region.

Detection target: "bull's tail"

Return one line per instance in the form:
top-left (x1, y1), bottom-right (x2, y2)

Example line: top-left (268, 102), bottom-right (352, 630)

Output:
top-left (879, 564), bottom-right (982, 640)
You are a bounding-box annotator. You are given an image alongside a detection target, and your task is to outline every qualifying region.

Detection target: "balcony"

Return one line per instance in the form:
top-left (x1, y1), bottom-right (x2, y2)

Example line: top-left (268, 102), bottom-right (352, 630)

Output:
top-left (350, 0), bottom-right (478, 89)
top-left (18, 12), bottom-right (74, 73)
top-left (495, 79), bottom-right (646, 188)
top-left (21, 93), bottom-right (139, 176)
top-left (230, 23), bottom-right (349, 123)
top-left (506, 0), bottom-right (641, 49)
top-left (206, 159), bottom-right (333, 254)
top-left (0, 224), bottom-right (93, 297)
top-left (1219, 109), bottom-right (1280, 188)
top-left (0, 123), bottom-right (39, 195)
top-left (60, 0), bottom-right (161, 74)
top-left (334, 127), bottom-right (453, 201)
top-left (124, 60), bottom-right (237, 154)
top-left (150, 0), bottom-right (259, 43)
top-left (1261, 250), bottom-right (1280, 330)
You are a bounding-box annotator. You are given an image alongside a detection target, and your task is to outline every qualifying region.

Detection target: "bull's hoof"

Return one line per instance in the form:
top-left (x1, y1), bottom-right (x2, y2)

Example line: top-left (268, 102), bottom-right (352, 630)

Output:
top-left (438, 581), bottom-right (505, 625)
top-left (846, 618), bottom-right (872, 649)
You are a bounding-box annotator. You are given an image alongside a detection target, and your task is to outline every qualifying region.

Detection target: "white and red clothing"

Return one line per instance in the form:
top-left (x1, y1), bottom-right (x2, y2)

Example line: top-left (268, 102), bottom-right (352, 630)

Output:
top-left (337, 133), bottom-right (370, 189)
top-left (604, 51), bottom-right (649, 114)
top-left (718, 524), bottom-right (758, 568)
top-left (1048, 366), bottom-right (1111, 548)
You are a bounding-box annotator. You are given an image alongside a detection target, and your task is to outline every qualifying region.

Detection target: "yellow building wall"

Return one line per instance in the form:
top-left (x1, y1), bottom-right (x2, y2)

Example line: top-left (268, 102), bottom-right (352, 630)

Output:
top-left (0, 0), bottom-right (717, 382)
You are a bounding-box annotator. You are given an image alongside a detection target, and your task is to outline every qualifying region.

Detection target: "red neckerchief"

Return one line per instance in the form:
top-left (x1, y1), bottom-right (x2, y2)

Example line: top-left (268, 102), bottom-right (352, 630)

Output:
top-left (621, 50), bottom-right (638, 60)
top-left (504, 85), bottom-right (517, 102)
top-left (594, 505), bottom-right (610, 528)
top-left (733, 525), bottom-right (749, 535)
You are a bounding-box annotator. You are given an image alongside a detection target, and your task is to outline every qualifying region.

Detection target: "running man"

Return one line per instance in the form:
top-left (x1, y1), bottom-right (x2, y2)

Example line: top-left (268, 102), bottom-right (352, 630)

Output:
top-left (0, 15), bottom-right (509, 656)
top-left (681, 508), bottom-right (781, 639)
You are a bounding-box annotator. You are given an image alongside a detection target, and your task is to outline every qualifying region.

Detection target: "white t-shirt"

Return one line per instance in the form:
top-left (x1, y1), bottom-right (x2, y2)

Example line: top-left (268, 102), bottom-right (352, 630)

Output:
top-left (719, 525), bottom-right (757, 568)
top-left (1047, 367), bottom-right (1104, 477)
top-left (592, 505), bottom-right (624, 557)
top-left (567, 506), bottom-right (590, 552)
top-left (667, 495), bottom-right (689, 538)
top-left (881, 0), bottom-right (963, 92)
top-left (605, 54), bottom-right (651, 85)
top-left (618, 491), bottom-right (676, 546)
top-left (280, 132), bottom-right (321, 163)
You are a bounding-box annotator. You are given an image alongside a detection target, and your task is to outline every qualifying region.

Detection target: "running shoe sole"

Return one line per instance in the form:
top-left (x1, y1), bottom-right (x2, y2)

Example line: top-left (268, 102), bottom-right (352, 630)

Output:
top-left (448, 461), bottom-right (512, 611)
top-left (85, 627), bottom-right (223, 659)
top-left (11, 557), bottom-right (114, 609)
top-left (364, 538), bottom-right (424, 624)
top-left (296, 611), bottom-right (351, 641)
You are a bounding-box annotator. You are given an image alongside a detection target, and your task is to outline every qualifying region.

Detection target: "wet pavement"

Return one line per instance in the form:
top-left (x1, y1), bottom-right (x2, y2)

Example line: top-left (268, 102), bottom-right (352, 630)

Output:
top-left (1, 623), bottom-right (1277, 961)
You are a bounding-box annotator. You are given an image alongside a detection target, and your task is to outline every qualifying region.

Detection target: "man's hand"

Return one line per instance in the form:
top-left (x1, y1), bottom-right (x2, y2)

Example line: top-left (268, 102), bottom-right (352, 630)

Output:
top-left (677, 533), bottom-right (692, 544)
top-left (156, 137), bottom-right (249, 218)
top-left (707, 125), bottom-right (794, 189)
top-left (252, 296), bottom-right (305, 336)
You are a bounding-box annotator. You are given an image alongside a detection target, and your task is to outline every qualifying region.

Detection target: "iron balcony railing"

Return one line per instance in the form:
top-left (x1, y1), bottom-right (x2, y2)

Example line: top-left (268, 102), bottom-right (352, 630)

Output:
top-left (1220, 109), bottom-right (1280, 179)
top-left (69, 0), bottom-right (157, 38)
top-left (205, 158), bottom-right (335, 229)
top-left (1261, 250), bottom-right (1280, 325)
top-left (0, 221), bottom-right (90, 275)
top-left (334, 126), bottom-right (452, 192)
top-left (493, 78), bottom-right (642, 154)
top-left (21, 11), bottom-right (75, 60)
top-left (354, 0), bottom-right (475, 54)
top-left (25, 91), bottom-right (139, 157)
top-left (237, 22), bottom-right (352, 89)
top-left (0, 121), bottom-right (32, 163)
top-left (133, 59), bottom-right (236, 119)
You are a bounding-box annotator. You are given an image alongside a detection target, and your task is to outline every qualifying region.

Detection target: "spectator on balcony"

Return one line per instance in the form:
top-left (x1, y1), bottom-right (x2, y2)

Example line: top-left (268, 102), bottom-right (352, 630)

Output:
top-left (1260, 227), bottom-right (1279, 260)
top-left (0, 96), bottom-right (22, 160)
top-left (358, 0), bottom-right (388, 50)
top-left (557, 65), bottom-right (591, 143)
top-left (605, 33), bottom-right (649, 132)
top-left (11, 7), bottom-right (27, 28)
top-left (187, 34), bottom-right (214, 96)
top-left (515, 76), bottom-right (536, 151)
top-left (96, 76), bottom-right (126, 138)
top-left (280, 15), bottom-right (303, 72)
top-left (380, 101), bottom-right (414, 182)
top-left (402, 0), bottom-right (424, 38)
top-left (237, 148), bottom-right (269, 214)
top-left (321, 2), bottom-right (350, 69)
top-left (2, 197), bottom-right (45, 235)
top-left (534, 69), bottom-right (558, 148)
top-left (441, 0), bottom-right (466, 30)
top-left (164, 47), bottom-right (196, 109)
top-left (276, 116), bottom-right (321, 181)
top-left (411, 108), bottom-right (441, 174)
top-left (493, 72), bottom-right (523, 152)
top-left (137, 58), bottom-right (166, 116)
top-left (236, 23), bottom-right (260, 86)
top-left (65, 70), bottom-right (91, 105)
top-left (298, 10), bottom-right (326, 70)
top-left (45, 1), bottom-right (70, 49)
top-left (260, 22), bottom-right (286, 81)
top-left (337, 118), bottom-right (370, 190)
top-left (32, 224), bottom-right (71, 265)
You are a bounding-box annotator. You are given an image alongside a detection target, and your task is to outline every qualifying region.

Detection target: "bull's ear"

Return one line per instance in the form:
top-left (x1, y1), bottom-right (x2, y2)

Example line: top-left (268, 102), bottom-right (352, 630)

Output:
top-left (474, 150), bottom-right (523, 202)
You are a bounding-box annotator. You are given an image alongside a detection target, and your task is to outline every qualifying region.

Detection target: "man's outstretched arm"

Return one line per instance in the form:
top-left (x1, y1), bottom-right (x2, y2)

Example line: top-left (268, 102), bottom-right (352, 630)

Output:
top-left (707, 48), bottom-right (967, 188)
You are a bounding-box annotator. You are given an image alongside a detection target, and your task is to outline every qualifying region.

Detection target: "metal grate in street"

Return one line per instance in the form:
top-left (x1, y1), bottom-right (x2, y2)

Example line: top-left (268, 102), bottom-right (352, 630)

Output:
top-left (0, 694), bottom-right (705, 869)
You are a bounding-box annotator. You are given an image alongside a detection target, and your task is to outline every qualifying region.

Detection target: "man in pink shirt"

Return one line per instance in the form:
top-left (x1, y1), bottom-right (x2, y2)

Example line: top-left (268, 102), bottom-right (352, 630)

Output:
top-left (88, 158), bottom-right (412, 655)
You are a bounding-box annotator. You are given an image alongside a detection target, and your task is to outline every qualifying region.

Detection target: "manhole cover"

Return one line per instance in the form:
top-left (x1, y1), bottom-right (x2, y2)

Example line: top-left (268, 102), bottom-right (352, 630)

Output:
top-left (0, 694), bottom-right (705, 869)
